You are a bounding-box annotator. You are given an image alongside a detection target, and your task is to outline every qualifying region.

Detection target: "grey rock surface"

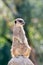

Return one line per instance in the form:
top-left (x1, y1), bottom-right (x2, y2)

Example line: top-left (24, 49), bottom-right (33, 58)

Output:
top-left (8, 56), bottom-right (34, 65)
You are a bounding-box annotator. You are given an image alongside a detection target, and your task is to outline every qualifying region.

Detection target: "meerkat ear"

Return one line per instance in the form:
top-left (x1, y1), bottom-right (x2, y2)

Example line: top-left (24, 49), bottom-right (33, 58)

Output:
top-left (15, 21), bottom-right (17, 24)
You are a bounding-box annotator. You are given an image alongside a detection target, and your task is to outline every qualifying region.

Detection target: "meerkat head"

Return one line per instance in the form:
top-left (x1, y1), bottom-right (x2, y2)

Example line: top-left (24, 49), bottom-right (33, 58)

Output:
top-left (14, 18), bottom-right (25, 26)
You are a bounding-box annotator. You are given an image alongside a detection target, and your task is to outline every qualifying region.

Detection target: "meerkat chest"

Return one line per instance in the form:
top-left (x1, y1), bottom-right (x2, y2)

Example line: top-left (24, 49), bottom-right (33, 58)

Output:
top-left (13, 26), bottom-right (25, 42)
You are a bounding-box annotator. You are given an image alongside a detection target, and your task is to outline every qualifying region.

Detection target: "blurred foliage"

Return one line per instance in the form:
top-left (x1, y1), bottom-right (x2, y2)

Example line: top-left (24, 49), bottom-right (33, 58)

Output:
top-left (0, 0), bottom-right (43, 65)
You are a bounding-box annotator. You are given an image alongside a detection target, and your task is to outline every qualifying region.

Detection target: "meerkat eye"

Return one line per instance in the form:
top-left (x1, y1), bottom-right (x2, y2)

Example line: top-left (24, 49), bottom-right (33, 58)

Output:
top-left (19, 20), bottom-right (22, 23)
top-left (18, 20), bottom-right (25, 24)
top-left (15, 21), bottom-right (17, 24)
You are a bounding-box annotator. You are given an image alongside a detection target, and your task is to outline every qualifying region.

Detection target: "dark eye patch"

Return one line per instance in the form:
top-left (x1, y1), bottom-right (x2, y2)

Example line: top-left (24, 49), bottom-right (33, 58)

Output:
top-left (18, 20), bottom-right (23, 23)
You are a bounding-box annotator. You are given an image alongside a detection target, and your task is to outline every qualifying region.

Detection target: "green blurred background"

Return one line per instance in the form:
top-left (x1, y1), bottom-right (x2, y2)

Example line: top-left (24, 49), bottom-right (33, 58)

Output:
top-left (0, 0), bottom-right (43, 65)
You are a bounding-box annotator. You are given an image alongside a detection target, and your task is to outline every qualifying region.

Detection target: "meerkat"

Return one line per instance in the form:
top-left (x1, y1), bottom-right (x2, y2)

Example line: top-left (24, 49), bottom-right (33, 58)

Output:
top-left (11, 18), bottom-right (31, 58)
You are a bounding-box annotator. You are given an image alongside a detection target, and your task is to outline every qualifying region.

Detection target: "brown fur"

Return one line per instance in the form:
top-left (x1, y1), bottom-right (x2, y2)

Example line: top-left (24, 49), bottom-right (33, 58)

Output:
top-left (11, 20), bottom-right (31, 58)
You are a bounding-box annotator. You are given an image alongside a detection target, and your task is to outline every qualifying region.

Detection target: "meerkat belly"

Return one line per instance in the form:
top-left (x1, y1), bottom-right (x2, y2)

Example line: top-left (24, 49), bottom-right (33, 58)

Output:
top-left (11, 42), bottom-right (29, 57)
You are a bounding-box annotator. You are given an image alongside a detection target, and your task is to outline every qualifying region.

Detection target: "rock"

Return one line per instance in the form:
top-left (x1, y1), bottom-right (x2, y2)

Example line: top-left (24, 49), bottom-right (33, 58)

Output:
top-left (8, 56), bottom-right (34, 65)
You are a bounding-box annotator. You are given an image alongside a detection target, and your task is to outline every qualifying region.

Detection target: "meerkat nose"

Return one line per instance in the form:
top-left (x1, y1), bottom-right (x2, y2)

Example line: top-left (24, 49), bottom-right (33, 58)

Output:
top-left (21, 21), bottom-right (25, 25)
